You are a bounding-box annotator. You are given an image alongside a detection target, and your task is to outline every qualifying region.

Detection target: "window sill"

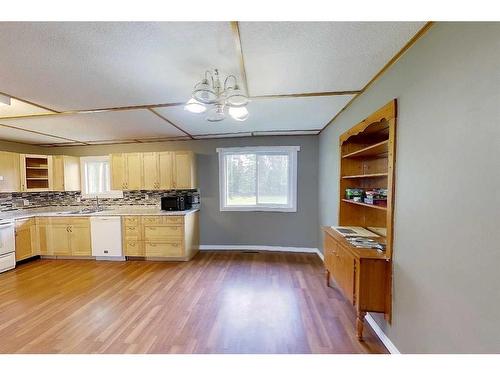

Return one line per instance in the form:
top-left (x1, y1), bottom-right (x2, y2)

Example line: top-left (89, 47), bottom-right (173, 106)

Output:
top-left (220, 206), bottom-right (297, 212)
top-left (81, 191), bottom-right (124, 199)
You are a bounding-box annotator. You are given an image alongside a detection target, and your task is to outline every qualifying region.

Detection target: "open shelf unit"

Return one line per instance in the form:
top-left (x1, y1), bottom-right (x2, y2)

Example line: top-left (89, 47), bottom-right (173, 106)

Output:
top-left (338, 99), bottom-right (397, 258)
top-left (22, 155), bottom-right (51, 191)
top-left (341, 198), bottom-right (387, 211)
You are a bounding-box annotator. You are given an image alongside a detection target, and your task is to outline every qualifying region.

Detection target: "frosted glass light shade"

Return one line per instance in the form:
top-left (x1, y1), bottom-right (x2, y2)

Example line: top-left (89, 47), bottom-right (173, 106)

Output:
top-left (184, 98), bottom-right (207, 114)
top-left (229, 106), bottom-right (249, 122)
top-left (207, 104), bottom-right (226, 122)
top-left (193, 79), bottom-right (217, 104)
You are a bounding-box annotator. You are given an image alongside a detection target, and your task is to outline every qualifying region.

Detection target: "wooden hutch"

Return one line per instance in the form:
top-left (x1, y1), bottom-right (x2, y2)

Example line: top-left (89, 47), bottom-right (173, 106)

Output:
top-left (323, 99), bottom-right (396, 340)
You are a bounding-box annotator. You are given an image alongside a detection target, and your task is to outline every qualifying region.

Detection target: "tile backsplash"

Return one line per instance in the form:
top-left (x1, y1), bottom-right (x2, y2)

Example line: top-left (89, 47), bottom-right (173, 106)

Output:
top-left (0, 189), bottom-right (199, 212)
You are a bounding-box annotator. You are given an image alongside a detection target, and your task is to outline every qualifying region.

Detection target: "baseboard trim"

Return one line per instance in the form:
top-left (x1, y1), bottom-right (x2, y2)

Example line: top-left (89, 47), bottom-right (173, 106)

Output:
top-left (365, 313), bottom-right (400, 354)
top-left (199, 245), bottom-right (322, 258)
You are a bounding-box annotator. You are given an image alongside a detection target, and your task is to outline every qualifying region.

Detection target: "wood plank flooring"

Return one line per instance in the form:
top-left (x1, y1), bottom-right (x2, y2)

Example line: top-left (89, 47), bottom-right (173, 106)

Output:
top-left (0, 251), bottom-right (388, 354)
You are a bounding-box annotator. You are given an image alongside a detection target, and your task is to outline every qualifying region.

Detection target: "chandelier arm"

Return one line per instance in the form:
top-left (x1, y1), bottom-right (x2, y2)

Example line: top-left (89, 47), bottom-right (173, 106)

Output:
top-left (204, 70), bottom-right (214, 87)
top-left (223, 75), bottom-right (238, 91)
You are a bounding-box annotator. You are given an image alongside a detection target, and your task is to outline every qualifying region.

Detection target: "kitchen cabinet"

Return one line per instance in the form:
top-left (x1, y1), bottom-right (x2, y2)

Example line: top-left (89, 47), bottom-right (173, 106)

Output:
top-left (114, 151), bottom-right (196, 191)
top-left (19, 154), bottom-right (51, 191)
top-left (15, 218), bottom-right (36, 261)
top-left (173, 151), bottom-right (196, 189)
top-left (0, 151), bottom-right (21, 192)
top-left (110, 153), bottom-right (143, 190)
top-left (122, 213), bottom-right (199, 260)
top-left (158, 152), bottom-right (174, 189)
top-left (46, 218), bottom-right (91, 257)
top-left (51, 155), bottom-right (80, 191)
top-left (142, 151), bottom-right (175, 190)
top-left (142, 152), bottom-right (160, 190)
top-left (323, 227), bottom-right (388, 340)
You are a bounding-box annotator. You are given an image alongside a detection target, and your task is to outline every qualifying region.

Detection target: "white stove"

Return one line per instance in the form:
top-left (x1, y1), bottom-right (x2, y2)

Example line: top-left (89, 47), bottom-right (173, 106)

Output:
top-left (0, 219), bottom-right (16, 273)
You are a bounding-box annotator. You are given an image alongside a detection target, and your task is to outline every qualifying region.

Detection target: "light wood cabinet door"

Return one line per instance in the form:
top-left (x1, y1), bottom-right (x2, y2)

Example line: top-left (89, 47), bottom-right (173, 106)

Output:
top-left (15, 219), bottom-right (34, 261)
top-left (51, 155), bottom-right (65, 191)
top-left (49, 224), bottom-right (72, 256)
top-left (145, 241), bottom-right (183, 257)
top-left (125, 153), bottom-right (143, 190)
top-left (0, 151), bottom-right (21, 192)
top-left (63, 156), bottom-right (81, 191)
top-left (158, 152), bottom-right (173, 189)
top-left (173, 151), bottom-right (195, 189)
top-left (337, 246), bottom-right (355, 305)
top-left (37, 224), bottom-right (50, 255)
top-left (124, 240), bottom-right (144, 256)
top-left (110, 153), bottom-right (126, 190)
top-left (142, 152), bottom-right (160, 190)
top-left (69, 224), bottom-right (92, 256)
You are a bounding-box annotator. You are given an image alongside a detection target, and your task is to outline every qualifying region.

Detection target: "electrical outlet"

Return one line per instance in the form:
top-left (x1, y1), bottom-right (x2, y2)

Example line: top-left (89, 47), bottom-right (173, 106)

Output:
top-left (76, 197), bottom-right (81, 203)
top-left (145, 194), bottom-right (149, 200)
top-left (23, 199), bottom-right (30, 206)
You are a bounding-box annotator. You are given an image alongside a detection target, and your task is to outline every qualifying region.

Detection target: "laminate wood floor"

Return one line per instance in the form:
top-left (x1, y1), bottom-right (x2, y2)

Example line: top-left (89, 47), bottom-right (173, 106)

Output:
top-left (0, 251), bottom-right (388, 354)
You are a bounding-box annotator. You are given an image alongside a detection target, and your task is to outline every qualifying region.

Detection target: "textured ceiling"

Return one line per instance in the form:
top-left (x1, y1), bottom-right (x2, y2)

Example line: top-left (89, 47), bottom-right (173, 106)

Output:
top-left (0, 110), bottom-right (186, 143)
top-left (156, 95), bottom-right (353, 136)
top-left (0, 98), bottom-right (53, 117)
top-left (239, 22), bottom-right (425, 95)
top-left (0, 22), bottom-right (427, 146)
top-left (0, 22), bottom-right (239, 111)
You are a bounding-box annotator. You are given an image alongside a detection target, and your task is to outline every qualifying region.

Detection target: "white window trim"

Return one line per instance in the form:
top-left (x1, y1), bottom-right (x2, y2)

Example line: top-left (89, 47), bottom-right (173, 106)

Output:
top-left (80, 156), bottom-right (123, 199)
top-left (217, 146), bottom-right (300, 212)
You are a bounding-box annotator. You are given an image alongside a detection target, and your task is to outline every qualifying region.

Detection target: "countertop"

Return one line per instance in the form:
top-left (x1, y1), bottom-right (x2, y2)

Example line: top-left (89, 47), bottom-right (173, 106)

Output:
top-left (0, 206), bottom-right (199, 222)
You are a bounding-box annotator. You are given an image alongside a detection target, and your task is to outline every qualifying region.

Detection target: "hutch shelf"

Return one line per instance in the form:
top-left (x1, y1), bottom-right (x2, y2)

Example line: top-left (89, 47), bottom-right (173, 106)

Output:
top-left (323, 99), bottom-right (397, 340)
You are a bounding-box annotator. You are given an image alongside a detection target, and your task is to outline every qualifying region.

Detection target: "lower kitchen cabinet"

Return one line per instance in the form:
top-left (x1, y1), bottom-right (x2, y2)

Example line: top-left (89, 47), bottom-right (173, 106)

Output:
top-left (44, 218), bottom-right (92, 257)
top-left (122, 212), bottom-right (199, 260)
top-left (15, 218), bottom-right (36, 261)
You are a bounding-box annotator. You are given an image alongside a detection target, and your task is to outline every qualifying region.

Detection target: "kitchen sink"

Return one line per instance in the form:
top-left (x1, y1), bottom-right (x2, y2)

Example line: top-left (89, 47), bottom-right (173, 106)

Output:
top-left (56, 208), bottom-right (109, 215)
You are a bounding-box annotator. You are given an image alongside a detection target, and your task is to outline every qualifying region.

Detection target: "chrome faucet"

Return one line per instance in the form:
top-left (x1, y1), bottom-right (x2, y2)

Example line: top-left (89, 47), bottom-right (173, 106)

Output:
top-left (95, 195), bottom-right (100, 211)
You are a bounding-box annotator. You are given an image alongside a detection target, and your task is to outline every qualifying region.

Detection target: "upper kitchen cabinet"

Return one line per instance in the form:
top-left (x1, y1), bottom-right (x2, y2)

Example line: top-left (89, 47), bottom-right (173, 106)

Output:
top-left (173, 151), bottom-right (197, 189)
top-left (114, 151), bottom-right (197, 191)
top-left (50, 155), bottom-right (81, 191)
top-left (0, 151), bottom-right (21, 192)
top-left (110, 153), bottom-right (143, 191)
top-left (19, 154), bottom-right (51, 191)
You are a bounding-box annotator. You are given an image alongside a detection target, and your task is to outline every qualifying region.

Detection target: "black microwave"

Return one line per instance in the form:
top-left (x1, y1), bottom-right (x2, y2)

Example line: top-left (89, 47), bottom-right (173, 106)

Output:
top-left (161, 196), bottom-right (186, 211)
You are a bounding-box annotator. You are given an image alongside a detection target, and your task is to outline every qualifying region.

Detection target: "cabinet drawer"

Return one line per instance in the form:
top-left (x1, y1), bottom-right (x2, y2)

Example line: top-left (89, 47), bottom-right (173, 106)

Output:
top-left (123, 217), bottom-right (140, 226)
top-left (143, 217), bottom-right (163, 225)
top-left (123, 225), bottom-right (141, 239)
top-left (145, 241), bottom-right (183, 257)
top-left (144, 225), bottom-right (183, 239)
top-left (164, 216), bottom-right (183, 224)
top-left (124, 240), bottom-right (144, 256)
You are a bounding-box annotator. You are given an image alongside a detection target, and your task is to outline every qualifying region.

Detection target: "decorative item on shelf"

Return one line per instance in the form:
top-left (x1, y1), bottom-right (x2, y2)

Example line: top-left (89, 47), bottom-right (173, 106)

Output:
top-left (185, 69), bottom-right (250, 122)
top-left (364, 188), bottom-right (387, 207)
top-left (345, 188), bottom-right (364, 202)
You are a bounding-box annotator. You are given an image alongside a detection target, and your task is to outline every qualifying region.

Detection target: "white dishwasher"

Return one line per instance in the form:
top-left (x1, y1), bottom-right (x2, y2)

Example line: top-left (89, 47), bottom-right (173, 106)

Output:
top-left (90, 216), bottom-right (124, 260)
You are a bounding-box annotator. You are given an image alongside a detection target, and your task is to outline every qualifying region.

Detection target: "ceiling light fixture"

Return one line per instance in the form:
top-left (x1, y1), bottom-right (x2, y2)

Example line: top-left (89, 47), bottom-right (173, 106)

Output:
top-left (0, 94), bottom-right (11, 106)
top-left (186, 69), bottom-right (249, 122)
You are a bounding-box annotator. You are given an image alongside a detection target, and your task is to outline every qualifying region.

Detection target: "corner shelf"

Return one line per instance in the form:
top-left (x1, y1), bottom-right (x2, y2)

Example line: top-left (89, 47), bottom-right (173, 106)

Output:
top-left (341, 199), bottom-right (387, 211)
top-left (342, 140), bottom-right (389, 159)
top-left (342, 172), bottom-right (388, 179)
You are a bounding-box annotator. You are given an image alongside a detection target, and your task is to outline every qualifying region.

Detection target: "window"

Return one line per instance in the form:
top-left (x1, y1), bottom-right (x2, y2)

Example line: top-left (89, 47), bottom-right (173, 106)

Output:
top-left (217, 146), bottom-right (299, 212)
top-left (80, 156), bottom-right (123, 199)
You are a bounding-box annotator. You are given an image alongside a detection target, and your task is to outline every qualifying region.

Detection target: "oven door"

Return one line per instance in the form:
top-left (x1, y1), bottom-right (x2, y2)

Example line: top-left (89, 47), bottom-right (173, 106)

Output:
top-left (0, 221), bottom-right (15, 257)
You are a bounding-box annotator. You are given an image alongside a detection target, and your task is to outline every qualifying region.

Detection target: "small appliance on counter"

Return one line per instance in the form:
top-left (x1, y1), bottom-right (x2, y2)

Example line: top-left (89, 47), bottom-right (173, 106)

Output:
top-left (183, 192), bottom-right (200, 209)
top-left (161, 195), bottom-right (186, 211)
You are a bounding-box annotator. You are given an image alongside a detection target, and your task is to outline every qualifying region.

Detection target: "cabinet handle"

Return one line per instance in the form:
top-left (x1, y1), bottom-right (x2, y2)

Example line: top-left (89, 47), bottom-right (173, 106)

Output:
top-left (150, 243), bottom-right (156, 247)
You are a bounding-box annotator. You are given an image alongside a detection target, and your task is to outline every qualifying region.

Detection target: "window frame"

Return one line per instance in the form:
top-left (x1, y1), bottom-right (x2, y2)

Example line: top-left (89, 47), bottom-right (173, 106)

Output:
top-left (80, 156), bottom-right (123, 199)
top-left (217, 146), bottom-right (300, 212)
